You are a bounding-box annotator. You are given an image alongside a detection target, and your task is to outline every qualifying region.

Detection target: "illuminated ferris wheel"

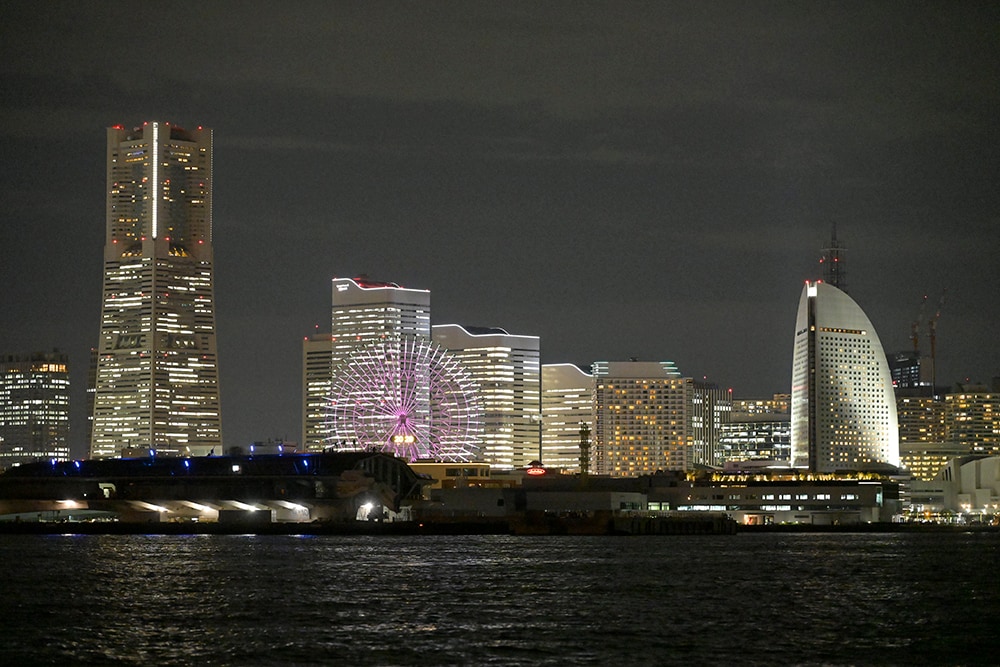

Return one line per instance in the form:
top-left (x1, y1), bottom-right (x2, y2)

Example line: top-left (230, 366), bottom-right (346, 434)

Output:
top-left (326, 337), bottom-right (482, 462)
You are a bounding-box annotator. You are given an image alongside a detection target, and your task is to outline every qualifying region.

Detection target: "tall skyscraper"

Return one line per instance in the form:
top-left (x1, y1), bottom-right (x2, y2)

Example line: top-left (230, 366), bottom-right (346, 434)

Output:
top-left (0, 352), bottom-right (70, 469)
top-left (790, 281), bottom-right (899, 472)
top-left (433, 324), bottom-right (540, 470)
top-left (327, 277), bottom-right (434, 459)
top-left (330, 276), bottom-right (431, 365)
top-left (91, 122), bottom-right (222, 458)
top-left (541, 363), bottom-right (594, 471)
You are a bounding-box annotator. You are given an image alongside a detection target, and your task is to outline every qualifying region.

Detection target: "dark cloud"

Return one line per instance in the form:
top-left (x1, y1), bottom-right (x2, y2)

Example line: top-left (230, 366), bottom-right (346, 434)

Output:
top-left (1, 1), bottom-right (998, 454)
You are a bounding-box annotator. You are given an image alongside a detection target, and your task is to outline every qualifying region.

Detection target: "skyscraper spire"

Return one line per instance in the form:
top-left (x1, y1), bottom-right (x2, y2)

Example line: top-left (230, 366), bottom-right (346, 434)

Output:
top-left (819, 223), bottom-right (847, 293)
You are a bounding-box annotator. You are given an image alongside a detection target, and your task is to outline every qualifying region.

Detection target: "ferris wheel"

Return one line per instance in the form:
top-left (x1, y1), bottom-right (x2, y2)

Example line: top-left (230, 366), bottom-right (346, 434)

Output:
top-left (326, 337), bottom-right (482, 462)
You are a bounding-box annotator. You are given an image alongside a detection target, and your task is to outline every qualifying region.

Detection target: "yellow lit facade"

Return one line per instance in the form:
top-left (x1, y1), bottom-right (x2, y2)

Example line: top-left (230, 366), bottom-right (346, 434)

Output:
top-left (945, 392), bottom-right (999, 455)
top-left (593, 361), bottom-right (689, 476)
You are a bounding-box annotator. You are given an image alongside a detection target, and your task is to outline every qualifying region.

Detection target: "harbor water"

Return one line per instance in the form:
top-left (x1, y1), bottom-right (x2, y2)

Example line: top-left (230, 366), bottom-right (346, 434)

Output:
top-left (1, 531), bottom-right (998, 665)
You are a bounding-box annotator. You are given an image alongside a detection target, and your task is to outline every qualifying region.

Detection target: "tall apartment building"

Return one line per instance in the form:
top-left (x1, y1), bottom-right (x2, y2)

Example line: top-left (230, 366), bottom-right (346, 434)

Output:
top-left (91, 122), bottom-right (222, 458)
top-left (432, 325), bottom-right (540, 470)
top-left (0, 352), bottom-right (71, 469)
top-left (592, 360), bottom-right (691, 476)
top-left (541, 363), bottom-right (594, 472)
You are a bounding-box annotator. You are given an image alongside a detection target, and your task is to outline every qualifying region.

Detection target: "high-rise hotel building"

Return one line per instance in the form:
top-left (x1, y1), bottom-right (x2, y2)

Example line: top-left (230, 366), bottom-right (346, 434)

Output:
top-left (593, 360), bottom-right (688, 476)
top-left (790, 281), bottom-right (899, 473)
top-left (0, 352), bottom-right (70, 469)
top-left (91, 122), bottom-right (222, 458)
top-left (433, 325), bottom-right (540, 470)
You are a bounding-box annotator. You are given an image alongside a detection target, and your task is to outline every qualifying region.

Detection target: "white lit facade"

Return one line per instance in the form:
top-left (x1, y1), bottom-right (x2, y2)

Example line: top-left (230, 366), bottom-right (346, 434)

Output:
top-left (790, 281), bottom-right (899, 473)
top-left (92, 122), bottom-right (221, 458)
top-left (327, 277), bottom-right (432, 453)
top-left (541, 363), bottom-right (594, 472)
top-left (302, 332), bottom-right (334, 452)
top-left (433, 324), bottom-right (540, 469)
top-left (0, 352), bottom-right (70, 469)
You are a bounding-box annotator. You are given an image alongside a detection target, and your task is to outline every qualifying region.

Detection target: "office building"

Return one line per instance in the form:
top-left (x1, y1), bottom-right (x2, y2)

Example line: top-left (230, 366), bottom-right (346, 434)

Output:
top-left (0, 352), bottom-right (70, 469)
top-left (790, 281), bottom-right (899, 472)
top-left (302, 332), bottom-right (334, 452)
top-left (325, 277), bottom-right (481, 462)
top-left (541, 363), bottom-right (594, 472)
top-left (330, 276), bottom-right (431, 365)
top-left (718, 395), bottom-right (791, 465)
top-left (327, 276), bottom-right (431, 457)
top-left (890, 351), bottom-right (934, 392)
top-left (91, 122), bottom-right (222, 458)
top-left (433, 325), bottom-right (540, 470)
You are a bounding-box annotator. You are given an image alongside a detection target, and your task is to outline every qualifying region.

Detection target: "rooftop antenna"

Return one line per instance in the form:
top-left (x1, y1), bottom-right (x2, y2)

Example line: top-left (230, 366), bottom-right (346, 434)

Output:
top-left (819, 223), bottom-right (847, 293)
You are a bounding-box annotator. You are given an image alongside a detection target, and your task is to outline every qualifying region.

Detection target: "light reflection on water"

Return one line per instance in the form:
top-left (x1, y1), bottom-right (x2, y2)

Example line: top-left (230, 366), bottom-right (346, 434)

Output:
top-left (1, 532), bottom-right (998, 665)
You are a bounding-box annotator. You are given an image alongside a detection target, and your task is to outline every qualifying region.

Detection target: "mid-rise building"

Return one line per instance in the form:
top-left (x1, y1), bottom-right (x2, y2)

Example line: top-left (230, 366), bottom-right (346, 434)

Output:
top-left (0, 352), bottom-right (70, 469)
top-left (889, 352), bottom-right (934, 392)
top-left (790, 281), bottom-right (899, 473)
top-left (718, 395), bottom-right (791, 465)
top-left (91, 122), bottom-right (222, 458)
top-left (944, 390), bottom-right (999, 455)
top-left (433, 325), bottom-right (540, 470)
top-left (541, 363), bottom-right (594, 472)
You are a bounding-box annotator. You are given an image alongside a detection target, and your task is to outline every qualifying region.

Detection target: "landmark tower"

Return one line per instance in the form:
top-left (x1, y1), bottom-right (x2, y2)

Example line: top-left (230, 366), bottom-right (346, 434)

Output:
top-left (91, 122), bottom-right (222, 458)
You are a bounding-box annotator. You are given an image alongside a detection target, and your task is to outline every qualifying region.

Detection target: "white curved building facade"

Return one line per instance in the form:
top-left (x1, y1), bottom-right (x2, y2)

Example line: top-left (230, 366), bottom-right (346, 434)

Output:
top-left (790, 281), bottom-right (899, 472)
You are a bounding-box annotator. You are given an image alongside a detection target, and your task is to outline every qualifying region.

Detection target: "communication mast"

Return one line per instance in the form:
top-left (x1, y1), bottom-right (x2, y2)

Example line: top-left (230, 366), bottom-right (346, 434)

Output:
top-left (819, 224), bottom-right (847, 293)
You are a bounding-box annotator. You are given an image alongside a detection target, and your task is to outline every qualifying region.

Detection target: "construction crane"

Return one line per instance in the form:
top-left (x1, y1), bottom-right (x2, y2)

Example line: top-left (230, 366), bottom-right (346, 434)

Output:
top-left (911, 294), bottom-right (928, 354)
top-left (928, 289), bottom-right (947, 391)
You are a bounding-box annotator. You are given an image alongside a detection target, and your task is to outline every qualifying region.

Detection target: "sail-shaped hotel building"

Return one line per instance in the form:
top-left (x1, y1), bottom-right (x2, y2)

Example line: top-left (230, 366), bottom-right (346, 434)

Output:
top-left (790, 281), bottom-right (899, 473)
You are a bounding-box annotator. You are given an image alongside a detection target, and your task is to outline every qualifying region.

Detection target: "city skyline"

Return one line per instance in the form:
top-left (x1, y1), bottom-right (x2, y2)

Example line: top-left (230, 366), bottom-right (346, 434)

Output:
top-left (1, 3), bottom-right (997, 456)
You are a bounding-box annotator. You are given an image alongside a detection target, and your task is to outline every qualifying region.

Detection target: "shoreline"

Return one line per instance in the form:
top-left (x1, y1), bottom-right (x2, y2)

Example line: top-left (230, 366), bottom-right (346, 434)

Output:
top-left (1, 518), bottom-right (996, 536)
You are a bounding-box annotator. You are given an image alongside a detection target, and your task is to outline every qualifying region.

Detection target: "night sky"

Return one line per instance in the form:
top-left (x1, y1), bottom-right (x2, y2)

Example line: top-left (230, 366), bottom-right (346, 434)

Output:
top-left (2, 2), bottom-right (998, 457)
